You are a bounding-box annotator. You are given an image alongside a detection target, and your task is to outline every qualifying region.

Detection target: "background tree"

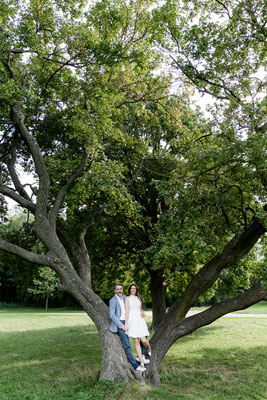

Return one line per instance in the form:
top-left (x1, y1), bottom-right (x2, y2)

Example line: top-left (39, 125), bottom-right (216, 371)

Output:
top-left (0, 210), bottom-right (40, 304)
top-left (28, 267), bottom-right (59, 310)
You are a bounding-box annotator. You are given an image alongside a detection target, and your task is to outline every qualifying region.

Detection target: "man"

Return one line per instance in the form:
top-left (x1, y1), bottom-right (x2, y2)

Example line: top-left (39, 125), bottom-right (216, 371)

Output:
top-left (109, 283), bottom-right (149, 372)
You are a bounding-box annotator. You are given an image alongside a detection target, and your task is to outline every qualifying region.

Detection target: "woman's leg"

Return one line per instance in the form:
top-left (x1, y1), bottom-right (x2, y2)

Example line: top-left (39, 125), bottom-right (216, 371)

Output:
top-left (140, 336), bottom-right (151, 355)
top-left (134, 338), bottom-right (144, 366)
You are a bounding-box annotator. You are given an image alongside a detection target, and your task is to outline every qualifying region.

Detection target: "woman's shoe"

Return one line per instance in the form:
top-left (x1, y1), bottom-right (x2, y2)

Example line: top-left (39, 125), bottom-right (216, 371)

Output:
top-left (136, 365), bottom-right (146, 372)
top-left (136, 356), bottom-right (150, 364)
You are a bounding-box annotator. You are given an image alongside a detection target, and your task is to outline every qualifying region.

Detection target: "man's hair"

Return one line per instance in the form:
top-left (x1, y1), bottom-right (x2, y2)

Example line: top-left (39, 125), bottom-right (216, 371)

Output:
top-left (114, 283), bottom-right (123, 290)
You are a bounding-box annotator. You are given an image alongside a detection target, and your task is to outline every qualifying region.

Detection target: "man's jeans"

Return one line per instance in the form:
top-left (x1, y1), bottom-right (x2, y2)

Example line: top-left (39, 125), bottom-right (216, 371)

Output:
top-left (117, 320), bottom-right (139, 370)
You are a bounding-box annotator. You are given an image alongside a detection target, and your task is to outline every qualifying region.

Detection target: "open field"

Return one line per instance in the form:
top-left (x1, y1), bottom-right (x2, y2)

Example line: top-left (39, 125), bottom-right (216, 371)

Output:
top-left (191, 302), bottom-right (267, 315)
top-left (0, 313), bottom-right (266, 400)
top-left (0, 301), bottom-right (266, 314)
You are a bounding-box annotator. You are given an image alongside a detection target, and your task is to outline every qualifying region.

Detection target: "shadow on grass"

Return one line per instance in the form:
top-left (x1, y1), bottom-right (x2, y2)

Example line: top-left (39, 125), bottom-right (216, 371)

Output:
top-left (0, 323), bottom-right (101, 384)
top-left (0, 318), bottom-right (266, 400)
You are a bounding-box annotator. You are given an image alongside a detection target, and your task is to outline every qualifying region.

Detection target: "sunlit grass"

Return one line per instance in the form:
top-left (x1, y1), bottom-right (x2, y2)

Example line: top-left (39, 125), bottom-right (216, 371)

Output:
top-left (0, 313), bottom-right (266, 399)
top-left (1, 301), bottom-right (266, 314)
top-left (190, 301), bottom-right (267, 315)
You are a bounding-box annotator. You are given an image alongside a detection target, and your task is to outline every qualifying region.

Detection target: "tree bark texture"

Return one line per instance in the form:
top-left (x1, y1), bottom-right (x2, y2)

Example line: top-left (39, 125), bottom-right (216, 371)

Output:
top-left (146, 282), bottom-right (266, 385)
top-left (149, 268), bottom-right (167, 330)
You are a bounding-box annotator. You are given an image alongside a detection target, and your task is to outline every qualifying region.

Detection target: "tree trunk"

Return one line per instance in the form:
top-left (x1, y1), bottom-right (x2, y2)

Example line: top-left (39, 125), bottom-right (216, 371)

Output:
top-left (146, 281), bottom-right (267, 385)
top-left (61, 279), bottom-right (144, 384)
top-left (149, 268), bottom-right (167, 330)
top-left (98, 327), bottom-right (143, 383)
top-left (45, 294), bottom-right (49, 311)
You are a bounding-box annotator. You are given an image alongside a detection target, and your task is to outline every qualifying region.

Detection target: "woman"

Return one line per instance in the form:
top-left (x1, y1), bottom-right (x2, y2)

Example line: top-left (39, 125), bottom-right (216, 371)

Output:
top-left (125, 284), bottom-right (151, 369)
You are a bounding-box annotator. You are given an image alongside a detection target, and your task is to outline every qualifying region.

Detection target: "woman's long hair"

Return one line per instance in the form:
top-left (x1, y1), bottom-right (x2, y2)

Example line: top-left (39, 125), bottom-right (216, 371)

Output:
top-left (128, 284), bottom-right (143, 301)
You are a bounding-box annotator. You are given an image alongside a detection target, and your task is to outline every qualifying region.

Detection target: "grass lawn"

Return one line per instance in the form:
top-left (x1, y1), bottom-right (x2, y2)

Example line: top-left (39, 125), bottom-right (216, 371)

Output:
top-left (0, 313), bottom-right (266, 400)
top-left (191, 301), bottom-right (267, 315)
top-left (0, 307), bottom-right (87, 313)
top-left (1, 301), bottom-right (266, 314)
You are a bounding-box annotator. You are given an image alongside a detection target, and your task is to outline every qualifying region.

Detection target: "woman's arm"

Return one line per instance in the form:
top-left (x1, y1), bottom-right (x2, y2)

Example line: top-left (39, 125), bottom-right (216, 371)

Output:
top-left (125, 297), bottom-right (129, 330)
top-left (139, 298), bottom-right (145, 318)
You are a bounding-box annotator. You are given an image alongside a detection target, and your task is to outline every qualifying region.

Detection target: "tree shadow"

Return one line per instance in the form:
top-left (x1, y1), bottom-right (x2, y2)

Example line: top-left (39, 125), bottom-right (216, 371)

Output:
top-left (158, 344), bottom-right (267, 399)
top-left (0, 323), bottom-right (102, 386)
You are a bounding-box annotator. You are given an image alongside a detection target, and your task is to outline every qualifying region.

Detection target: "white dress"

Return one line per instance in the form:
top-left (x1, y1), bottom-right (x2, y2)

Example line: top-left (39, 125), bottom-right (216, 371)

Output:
top-left (127, 295), bottom-right (149, 338)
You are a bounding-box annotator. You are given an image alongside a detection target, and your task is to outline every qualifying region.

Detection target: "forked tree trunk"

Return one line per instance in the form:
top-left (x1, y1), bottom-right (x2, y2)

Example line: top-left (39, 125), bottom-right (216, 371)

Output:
top-left (98, 328), bottom-right (140, 383)
top-left (145, 281), bottom-right (267, 385)
top-left (62, 281), bottom-right (143, 384)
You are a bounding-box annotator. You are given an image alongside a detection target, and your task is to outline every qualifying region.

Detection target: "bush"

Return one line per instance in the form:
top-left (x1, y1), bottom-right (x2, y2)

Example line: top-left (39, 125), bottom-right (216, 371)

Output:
top-left (0, 302), bottom-right (25, 309)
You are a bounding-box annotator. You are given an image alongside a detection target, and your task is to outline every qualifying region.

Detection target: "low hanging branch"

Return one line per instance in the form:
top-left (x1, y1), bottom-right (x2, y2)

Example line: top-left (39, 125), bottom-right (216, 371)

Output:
top-left (0, 237), bottom-right (52, 266)
top-left (148, 282), bottom-right (266, 379)
top-left (167, 210), bottom-right (266, 323)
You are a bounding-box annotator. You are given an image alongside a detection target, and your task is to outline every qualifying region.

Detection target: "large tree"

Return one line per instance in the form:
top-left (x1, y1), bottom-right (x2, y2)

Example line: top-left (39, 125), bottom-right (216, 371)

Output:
top-left (0, 0), bottom-right (266, 385)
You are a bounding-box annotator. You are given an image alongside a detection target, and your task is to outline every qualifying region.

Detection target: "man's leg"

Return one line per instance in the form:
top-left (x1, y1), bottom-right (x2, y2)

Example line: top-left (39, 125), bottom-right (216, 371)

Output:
top-left (117, 328), bottom-right (139, 370)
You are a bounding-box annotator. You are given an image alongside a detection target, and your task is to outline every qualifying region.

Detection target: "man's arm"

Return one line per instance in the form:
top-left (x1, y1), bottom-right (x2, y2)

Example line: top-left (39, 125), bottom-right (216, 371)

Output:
top-left (109, 299), bottom-right (124, 330)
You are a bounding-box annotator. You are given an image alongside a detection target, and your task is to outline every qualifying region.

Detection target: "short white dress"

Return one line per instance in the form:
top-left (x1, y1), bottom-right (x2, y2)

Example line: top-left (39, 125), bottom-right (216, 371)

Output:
top-left (127, 295), bottom-right (149, 338)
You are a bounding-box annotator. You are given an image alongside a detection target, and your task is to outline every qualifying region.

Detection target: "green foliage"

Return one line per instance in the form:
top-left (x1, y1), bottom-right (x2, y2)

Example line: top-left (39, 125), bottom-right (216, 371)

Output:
top-left (0, 210), bottom-right (40, 303)
top-left (27, 267), bottom-right (59, 297)
top-left (0, 302), bottom-right (25, 309)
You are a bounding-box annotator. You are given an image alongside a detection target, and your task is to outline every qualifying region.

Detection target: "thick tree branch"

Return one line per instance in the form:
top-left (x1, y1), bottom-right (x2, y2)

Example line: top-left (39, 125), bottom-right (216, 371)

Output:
top-left (0, 237), bottom-right (52, 266)
top-left (10, 105), bottom-right (50, 217)
top-left (78, 228), bottom-right (91, 287)
top-left (150, 282), bottom-right (266, 369)
top-left (5, 133), bottom-right (33, 202)
top-left (0, 184), bottom-right (36, 213)
top-left (168, 208), bottom-right (266, 321)
top-left (2, 57), bottom-right (16, 81)
top-left (49, 151), bottom-right (90, 228)
top-left (56, 228), bottom-right (91, 287)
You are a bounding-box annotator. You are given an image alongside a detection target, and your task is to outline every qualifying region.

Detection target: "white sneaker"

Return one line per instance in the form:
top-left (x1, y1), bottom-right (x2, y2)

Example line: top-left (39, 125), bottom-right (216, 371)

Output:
top-left (147, 349), bottom-right (151, 356)
top-left (136, 356), bottom-right (150, 364)
top-left (136, 365), bottom-right (146, 372)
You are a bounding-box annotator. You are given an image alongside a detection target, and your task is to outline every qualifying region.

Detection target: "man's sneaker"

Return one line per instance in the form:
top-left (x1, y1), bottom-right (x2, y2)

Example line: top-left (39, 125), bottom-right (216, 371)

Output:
top-left (136, 365), bottom-right (146, 372)
top-left (136, 356), bottom-right (150, 364)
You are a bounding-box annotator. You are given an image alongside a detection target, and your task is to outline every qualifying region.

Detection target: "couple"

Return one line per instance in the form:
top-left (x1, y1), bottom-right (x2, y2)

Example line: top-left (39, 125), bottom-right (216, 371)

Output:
top-left (109, 283), bottom-right (151, 372)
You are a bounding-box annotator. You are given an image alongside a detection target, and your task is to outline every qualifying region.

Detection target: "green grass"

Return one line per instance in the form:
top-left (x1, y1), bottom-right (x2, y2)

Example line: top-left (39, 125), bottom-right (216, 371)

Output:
top-left (0, 307), bottom-right (86, 313)
top-left (0, 314), bottom-right (266, 400)
top-left (190, 301), bottom-right (267, 315)
top-left (1, 301), bottom-right (266, 314)
top-left (231, 301), bottom-right (267, 314)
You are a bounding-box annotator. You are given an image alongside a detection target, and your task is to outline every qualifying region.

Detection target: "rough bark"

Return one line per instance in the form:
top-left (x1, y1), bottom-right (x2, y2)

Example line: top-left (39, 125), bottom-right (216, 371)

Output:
top-left (60, 278), bottom-right (143, 384)
top-left (143, 211), bottom-right (266, 385)
top-left (149, 268), bottom-right (167, 330)
top-left (167, 213), bottom-right (266, 323)
top-left (147, 282), bottom-right (266, 385)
